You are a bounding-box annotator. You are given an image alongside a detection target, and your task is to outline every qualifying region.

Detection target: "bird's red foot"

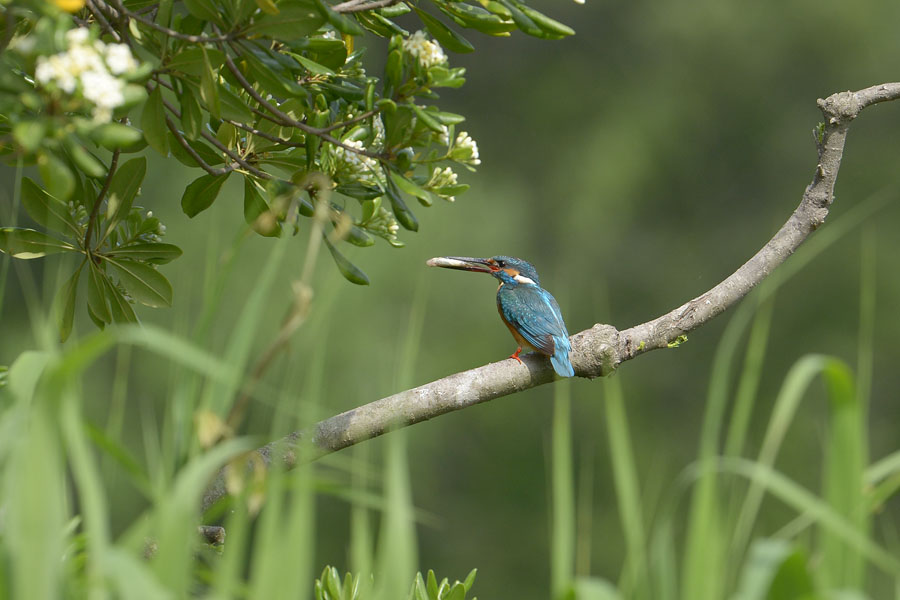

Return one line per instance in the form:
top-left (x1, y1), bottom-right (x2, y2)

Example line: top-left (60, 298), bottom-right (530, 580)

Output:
top-left (509, 347), bottom-right (524, 364)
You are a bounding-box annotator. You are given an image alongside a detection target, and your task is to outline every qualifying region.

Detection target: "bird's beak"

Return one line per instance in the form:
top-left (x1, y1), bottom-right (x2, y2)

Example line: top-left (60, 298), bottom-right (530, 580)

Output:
top-left (426, 256), bottom-right (496, 273)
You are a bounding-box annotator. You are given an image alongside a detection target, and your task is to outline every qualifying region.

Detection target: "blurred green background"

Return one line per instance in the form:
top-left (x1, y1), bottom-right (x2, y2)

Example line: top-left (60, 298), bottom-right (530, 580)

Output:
top-left (4, 0), bottom-right (900, 597)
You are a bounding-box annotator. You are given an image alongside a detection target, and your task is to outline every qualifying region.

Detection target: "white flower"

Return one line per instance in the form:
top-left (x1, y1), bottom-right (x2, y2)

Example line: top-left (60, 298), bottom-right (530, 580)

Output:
top-left (427, 166), bottom-right (459, 201)
top-left (65, 27), bottom-right (91, 46)
top-left (332, 140), bottom-right (379, 182)
top-left (32, 28), bottom-right (139, 123)
top-left (67, 43), bottom-right (106, 74)
top-left (373, 116), bottom-right (385, 143)
top-left (81, 69), bottom-right (124, 109)
top-left (453, 131), bottom-right (481, 165)
top-left (402, 30), bottom-right (447, 69)
top-left (437, 125), bottom-right (450, 146)
top-left (428, 166), bottom-right (458, 187)
top-left (105, 43), bottom-right (137, 75)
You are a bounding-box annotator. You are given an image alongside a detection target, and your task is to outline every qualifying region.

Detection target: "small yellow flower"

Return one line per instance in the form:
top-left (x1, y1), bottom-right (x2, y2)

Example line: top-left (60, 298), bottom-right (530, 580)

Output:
top-left (50, 0), bottom-right (86, 13)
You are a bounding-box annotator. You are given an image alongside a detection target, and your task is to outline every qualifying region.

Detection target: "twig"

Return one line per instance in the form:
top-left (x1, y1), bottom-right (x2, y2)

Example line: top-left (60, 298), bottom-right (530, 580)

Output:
top-left (164, 114), bottom-right (234, 177)
top-left (84, 0), bottom-right (123, 42)
top-left (201, 82), bottom-right (900, 512)
top-left (218, 38), bottom-right (386, 159)
top-left (83, 149), bottom-right (120, 253)
top-left (99, 0), bottom-right (239, 43)
top-left (224, 119), bottom-right (304, 147)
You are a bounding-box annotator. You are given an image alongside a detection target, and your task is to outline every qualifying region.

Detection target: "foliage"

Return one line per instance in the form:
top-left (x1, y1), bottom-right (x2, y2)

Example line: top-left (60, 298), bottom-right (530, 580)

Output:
top-left (0, 0), bottom-right (572, 339)
top-left (313, 566), bottom-right (478, 600)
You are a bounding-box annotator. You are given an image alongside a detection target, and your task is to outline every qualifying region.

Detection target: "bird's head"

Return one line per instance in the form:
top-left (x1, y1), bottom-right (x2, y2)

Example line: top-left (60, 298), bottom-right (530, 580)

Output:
top-left (426, 255), bottom-right (541, 286)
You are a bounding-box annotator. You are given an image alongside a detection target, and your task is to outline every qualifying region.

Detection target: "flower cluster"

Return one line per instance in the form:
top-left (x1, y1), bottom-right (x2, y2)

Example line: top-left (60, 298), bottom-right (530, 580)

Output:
top-left (34, 28), bottom-right (138, 122)
top-left (366, 204), bottom-right (401, 243)
top-left (330, 140), bottom-right (380, 183)
top-left (437, 124), bottom-right (451, 147)
top-left (402, 30), bottom-right (447, 69)
top-left (427, 166), bottom-right (459, 201)
top-left (451, 131), bottom-right (481, 165)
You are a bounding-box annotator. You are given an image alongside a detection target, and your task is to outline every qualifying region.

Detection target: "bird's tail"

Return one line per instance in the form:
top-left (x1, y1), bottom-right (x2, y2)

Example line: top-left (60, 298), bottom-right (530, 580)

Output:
top-left (551, 336), bottom-right (575, 378)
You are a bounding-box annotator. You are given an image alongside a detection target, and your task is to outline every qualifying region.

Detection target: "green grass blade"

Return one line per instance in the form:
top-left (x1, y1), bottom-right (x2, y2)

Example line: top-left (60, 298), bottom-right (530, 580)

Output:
top-left (602, 375), bottom-right (647, 599)
top-left (681, 299), bottom-right (755, 600)
top-left (821, 360), bottom-right (869, 589)
top-left (731, 354), bottom-right (828, 560)
top-left (719, 458), bottom-right (900, 576)
top-left (551, 378), bottom-right (574, 599)
top-left (856, 228), bottom-right (876, 430)
top-left (374, 278), bottom-right (427, 600)
top-left (724, 283), bottom-right (776, 458)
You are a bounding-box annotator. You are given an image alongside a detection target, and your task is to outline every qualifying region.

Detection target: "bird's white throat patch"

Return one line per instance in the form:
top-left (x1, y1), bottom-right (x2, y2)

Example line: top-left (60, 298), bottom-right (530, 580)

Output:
top-left (514, 274), bottom-right (536, 285)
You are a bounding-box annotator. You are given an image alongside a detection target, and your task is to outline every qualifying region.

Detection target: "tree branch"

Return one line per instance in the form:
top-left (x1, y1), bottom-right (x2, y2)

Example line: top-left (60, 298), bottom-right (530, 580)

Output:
top-left (201, 82), bottom-right (900, 512)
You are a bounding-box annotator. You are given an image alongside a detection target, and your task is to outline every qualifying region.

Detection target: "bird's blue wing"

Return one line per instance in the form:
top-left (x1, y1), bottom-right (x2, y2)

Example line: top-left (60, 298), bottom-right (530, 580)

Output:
top-left (498, 285), bottom-right (570, 356)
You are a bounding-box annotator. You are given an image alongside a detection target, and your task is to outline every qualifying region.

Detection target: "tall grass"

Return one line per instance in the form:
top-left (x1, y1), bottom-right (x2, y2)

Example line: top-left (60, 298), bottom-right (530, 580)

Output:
top-left (544, 191), bottom-right (900, 599)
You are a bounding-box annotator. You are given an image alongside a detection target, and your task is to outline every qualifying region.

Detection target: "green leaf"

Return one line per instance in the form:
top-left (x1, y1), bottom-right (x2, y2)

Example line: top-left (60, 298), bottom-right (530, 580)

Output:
top-left (507, 0), bottom-right (574, 37)
top-left (255, 0), bottom-right (279, 15)
top-left (414, 572), bottom-right (428, 600)
top-left (142, 86), bottom-right (169, 155)
top-left (87, 263), bottom-right (112, 324)
top-left (244, 177), bottom-right (280, 237)
top-left (462, 569), bottom-right (476, 592)
top-left (54, 264), bottom-right (83, 342)
top-left (426, 571), bottom-right (439, 599)
top-left (183, 0), bottom-right (221, 21)
top-left (355, 10), bottom-right (408, 37)
top-left (413, 7), bottom-right (475, 53)
top-left (199, 47), bottom-right (222, 119)
top-left (383, 104), bottom-right (415, 148)
top-left (436, 2), bottom-right (515, 36)
top-left (385, 174), bottom-right (418, 231)
top-left (345, 225), bottom-right (374, 247)
top-left (105, 157), bottom-right (147, 233)
top-left (0, 228), bottom-right (75, 258)
top-left (167, 134), bottom-right (225, 168)
top-left (240, 47), bottom-right (306, 97)
top-left (290, 52), bottom-right (335, 76)
top-left (13, 120), bottom-right (47, 153)
top-left (444, 583), bottom-right (465, 600)
top-left (324, 237), bottom-right (370, 285)
top-left (390, 171), bottom-right (435, 206)
top-left (431, 110), bottom-right (465, 125)
top-left (21, 177), bottom-right (79, 236)
top-left (497, 0), bottom-right (541, 36)
top-left (314, 0), bottom-right (365, 35)
top-left (218, 85), bottom-right (254, 122)
top-left (180, 88), bottom-right (203, 140)
top-left (91, 123), bottom-right (145, 151)
top-left (165, 48), bottom-right (227, 77)
top-left (107, 257), bottom-right (173, 307)
top-left (410, 103), bottom-right (443, 133)
top-left (64, 141), bottom-right (106, 178)
top-left (335, 183), bottom-right (383, 200)
top-left (37, 150), bottom-right (76, 202)
top-left (181, 172), bottom-right (231, 217)
top-left (247, 0), bottom-right (326, 39)
top-left (105, 243), bottom-right (183, 264)
top-left (102, 275), bottom-right (138, 323)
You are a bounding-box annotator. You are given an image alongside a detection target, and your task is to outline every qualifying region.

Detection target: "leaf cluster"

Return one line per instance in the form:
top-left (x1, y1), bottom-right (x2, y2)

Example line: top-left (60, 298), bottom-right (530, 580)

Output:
top-left (314, 566), bottom-right (478, 600)
top-left (0, 0), bottom-right (572, 338)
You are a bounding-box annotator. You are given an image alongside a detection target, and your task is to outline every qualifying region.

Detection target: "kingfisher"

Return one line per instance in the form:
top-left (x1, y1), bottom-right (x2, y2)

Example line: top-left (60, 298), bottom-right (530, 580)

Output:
top-left (426, 255), bottom-right (575, 378)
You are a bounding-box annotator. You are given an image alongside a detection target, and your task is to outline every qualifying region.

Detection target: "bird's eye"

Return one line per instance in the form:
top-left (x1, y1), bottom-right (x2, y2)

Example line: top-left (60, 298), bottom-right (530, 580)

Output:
top-left (496, 260), bottom-right (505, 267)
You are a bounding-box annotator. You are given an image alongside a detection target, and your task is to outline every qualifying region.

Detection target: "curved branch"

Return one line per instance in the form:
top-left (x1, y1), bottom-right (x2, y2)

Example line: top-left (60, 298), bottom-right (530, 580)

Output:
top-left (201, 82), bottom-right (900, 512)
